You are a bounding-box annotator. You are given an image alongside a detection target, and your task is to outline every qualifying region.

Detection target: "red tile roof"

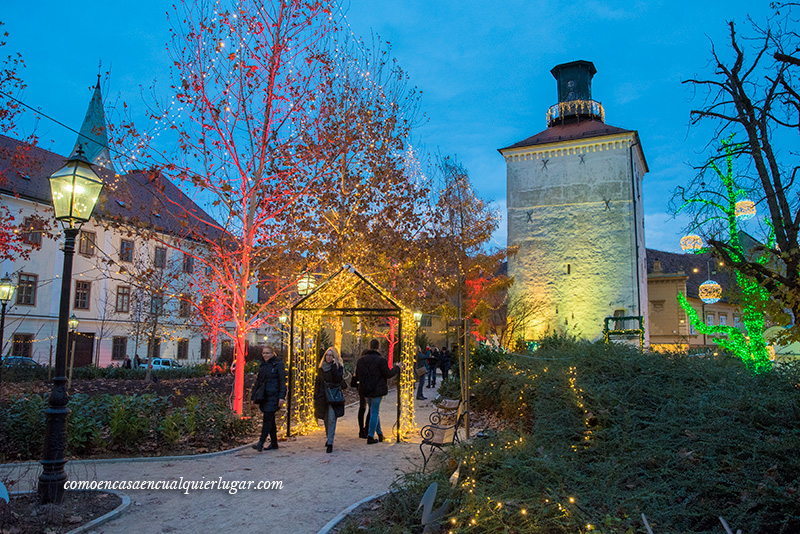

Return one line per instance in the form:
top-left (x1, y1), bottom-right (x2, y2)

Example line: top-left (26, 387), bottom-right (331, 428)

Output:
top-left (499, 120), bottom-right (635, 152)
top-left (0, 134), bottom-right (220, 241)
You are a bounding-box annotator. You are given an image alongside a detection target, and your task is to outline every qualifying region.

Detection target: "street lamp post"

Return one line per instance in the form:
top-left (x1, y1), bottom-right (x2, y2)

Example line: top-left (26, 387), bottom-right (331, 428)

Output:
top-left (38, 148), bottom-right (103, 504)
top-left (0, 273), bottom-right (17, 397)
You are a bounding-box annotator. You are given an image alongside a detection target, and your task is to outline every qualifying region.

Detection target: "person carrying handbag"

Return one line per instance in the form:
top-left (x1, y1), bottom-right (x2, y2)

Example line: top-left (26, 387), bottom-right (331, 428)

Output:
top-left (251, 346), bottom-right (286, 452)
top-left (314, 347), bottom-right (346, 453)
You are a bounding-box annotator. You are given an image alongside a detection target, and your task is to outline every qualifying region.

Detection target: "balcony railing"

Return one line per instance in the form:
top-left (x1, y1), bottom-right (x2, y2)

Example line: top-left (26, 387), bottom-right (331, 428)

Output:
top-left (546, 99), bottom-right (604, 126)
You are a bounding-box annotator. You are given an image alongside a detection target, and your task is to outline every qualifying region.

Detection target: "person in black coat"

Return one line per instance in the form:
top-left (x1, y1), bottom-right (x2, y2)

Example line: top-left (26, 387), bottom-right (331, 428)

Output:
top-left (314, 347), bottom-right (345, 453)
top-left (251, 346), bottom-right (286, 452)
top-left (355, 339), bottom-right (401, 444)
top-left (439, 346), bottom-right (452, 381)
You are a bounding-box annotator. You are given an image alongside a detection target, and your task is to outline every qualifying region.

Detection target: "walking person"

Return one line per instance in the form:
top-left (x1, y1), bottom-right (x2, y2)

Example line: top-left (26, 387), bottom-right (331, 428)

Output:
top-left (414, 346), bottom-right (427, 400)
top-left (351, 354), bottom-right (371, 439)
top-left (314, 347), bottom-right (345, 453)
top-left (251, 346), bottom-right (286, 452)
top-left (440, 346), bottom-right (451, 381)
top-left (356, 339), bottom-right (401, 444)
top-left (427, 347), bottom-right (439, 388)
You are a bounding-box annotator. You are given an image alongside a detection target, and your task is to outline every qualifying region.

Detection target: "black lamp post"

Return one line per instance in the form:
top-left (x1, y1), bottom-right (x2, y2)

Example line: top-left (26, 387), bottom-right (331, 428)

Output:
top-left (38, 149), bottom-right (103, 504)
top-left (0, 273), bottom-right (16, 396)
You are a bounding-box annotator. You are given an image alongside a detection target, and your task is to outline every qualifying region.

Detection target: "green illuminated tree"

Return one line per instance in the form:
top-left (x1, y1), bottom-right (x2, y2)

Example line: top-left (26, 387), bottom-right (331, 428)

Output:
top-left (674, 137), bottom-right (772, 372)
top-left (683, 5), bottom-right (800, 335)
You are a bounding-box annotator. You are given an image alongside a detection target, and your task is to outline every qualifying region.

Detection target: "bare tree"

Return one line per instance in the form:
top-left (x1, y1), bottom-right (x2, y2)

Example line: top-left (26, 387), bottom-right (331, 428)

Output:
top-left (682, 4), bottom-right (800, 336)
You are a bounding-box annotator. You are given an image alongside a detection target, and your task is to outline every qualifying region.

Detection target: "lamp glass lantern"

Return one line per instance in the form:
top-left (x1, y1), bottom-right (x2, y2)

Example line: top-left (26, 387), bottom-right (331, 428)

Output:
top-left (297, 274), bottom-right (315, 296)
top-left (48, 152), bottom-right (104, 226)
top-left (279, 313), bottom-right (288, 324)
top-left (0, 274), bottom-right (15, 303)
top-left (68, 314), bottom-right (79, 332)
top-left (413, 311), bottom-right (422, 324)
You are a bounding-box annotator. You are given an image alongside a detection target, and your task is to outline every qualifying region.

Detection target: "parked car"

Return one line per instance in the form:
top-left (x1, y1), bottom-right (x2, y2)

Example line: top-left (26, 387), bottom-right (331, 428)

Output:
top-left (138, 358), bottom-right (182, 370)
top-left (1, 356), bottom-right (42, 367)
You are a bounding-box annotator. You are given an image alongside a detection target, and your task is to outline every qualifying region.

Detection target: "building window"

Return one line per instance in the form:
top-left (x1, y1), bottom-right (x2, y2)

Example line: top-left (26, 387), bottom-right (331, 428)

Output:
top-left (719, 314), bottom-right (727, 326)
top-left (148, 337), bottom-right (161, 359)
top-left (154, 247), bottom-right (167, 269)
top-left (78, 231), bottom-right (96, 256)
top-left (420, 314), bottom-right (432, 328)
top-left (179, 295), bottom-right (191, 318)
top-left (177, 338), bottom-right (189, 360)
top-left (734, 316), bottom-right (742, 329)
top-left (12, 334), bottom-right (33, 357)
top-left (21, 216), bottom-right (43, 246)
top-left (116, 286), bottom-right (131, 313)
top-left (16, 273), bottom-right (37, 305)
top-left (74, 281), bottom-right (91, 310)
top-left (201, 338), bottom-right (211, 361)
top-left (706, 313), bottom-right (714, 326)
top-left (183, 253), bottom-right (194, 274)
top-left (151, 294), bottom-right (164, 315)
top-left (689, 323), bottom-right (696, 335)
top-left (566, 264), bottom-right (571, 275)
top-left (112, 336), bottom-right (128, 361)
top-left (120, 239), bottom-right (134, 262)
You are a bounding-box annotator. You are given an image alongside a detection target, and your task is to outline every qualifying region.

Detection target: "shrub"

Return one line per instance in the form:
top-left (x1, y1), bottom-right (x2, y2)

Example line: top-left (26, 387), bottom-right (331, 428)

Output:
top-left (354, 340), bottom-right (800, 533)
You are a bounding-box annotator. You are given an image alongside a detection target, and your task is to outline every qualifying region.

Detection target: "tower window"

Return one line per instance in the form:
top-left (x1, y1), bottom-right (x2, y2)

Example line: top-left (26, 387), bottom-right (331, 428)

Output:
top-left (566, 264), bottom-right (571, 275)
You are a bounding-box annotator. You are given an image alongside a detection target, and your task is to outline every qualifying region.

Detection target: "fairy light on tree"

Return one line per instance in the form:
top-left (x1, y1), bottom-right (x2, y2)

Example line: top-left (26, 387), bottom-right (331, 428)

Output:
top-left (113, 0), bottom-right (338, 414)
top-left (673, 137), bottom-right (771, 372)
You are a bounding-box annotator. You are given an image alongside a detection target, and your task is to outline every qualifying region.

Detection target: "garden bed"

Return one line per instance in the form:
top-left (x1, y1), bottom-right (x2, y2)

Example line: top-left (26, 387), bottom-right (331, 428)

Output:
top-left (0, 490), bottom-right (122, 534)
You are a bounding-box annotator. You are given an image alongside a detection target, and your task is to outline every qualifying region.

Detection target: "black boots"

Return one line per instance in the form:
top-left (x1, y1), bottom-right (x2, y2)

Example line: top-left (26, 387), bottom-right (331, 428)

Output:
top-left (326, 443), bottom-right (333, 453)
top-left (252, 441), bottom-right (264, 452)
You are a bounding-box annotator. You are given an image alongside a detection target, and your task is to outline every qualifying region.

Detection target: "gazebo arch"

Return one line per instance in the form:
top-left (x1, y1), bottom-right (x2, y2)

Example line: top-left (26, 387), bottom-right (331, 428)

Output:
top-left (286, 264), bottom-right (417, 442)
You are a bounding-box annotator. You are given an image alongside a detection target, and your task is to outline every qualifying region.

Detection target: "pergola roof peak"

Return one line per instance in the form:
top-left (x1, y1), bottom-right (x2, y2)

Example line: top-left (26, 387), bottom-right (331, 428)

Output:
top-left (291, 264), bottom-right (405, 314)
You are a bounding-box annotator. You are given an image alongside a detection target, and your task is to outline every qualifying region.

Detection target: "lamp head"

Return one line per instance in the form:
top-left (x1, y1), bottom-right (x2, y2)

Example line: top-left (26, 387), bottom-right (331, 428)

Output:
top-left (48, 147), bottom-right (104, 227)
top-left (0, 273), bottom-right (15, 303)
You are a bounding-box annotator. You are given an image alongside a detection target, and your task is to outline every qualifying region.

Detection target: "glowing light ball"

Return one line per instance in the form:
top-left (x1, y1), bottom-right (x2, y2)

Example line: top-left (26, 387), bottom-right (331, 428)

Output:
top-left (680, 235), bottom-right (703, 251)
top-left (735, 199), bottom-right (756, 221)
top-left (699, 280), bottom-right (722, 304)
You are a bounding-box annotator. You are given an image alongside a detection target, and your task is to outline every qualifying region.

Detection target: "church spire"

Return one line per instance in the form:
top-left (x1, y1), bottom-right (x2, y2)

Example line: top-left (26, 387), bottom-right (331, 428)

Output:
top-left (70, 77), bottom-right (115, 172)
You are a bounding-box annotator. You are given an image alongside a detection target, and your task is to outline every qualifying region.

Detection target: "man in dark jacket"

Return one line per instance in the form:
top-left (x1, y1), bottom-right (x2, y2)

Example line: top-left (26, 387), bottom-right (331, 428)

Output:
top-left (251, 346), bottom-right (286, 452)
top-left (355, 339), bottom-right (401, 444)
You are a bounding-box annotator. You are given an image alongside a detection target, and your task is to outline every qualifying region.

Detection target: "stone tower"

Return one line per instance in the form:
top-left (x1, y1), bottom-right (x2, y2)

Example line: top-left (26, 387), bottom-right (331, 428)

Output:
top-left (499, 60), bottom-right (649, 343)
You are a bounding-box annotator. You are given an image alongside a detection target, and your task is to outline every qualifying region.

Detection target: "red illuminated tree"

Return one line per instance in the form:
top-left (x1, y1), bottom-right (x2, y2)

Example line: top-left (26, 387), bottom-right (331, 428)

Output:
top-left (113, 0), bottom-right (336, 413)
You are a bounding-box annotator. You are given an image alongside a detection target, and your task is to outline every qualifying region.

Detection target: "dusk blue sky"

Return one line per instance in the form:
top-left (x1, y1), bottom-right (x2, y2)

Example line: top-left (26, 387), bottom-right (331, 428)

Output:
top-left (3, 0), bottom-right (773, 252)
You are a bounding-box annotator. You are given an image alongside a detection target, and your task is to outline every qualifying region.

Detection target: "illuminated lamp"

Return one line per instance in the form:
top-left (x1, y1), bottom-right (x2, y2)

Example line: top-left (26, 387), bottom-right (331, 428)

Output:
top-left (680, 235), bottom-right (703, 251)
top-left (297, 274), bottom-right (315, 296)
top-left (413, 311), bottom-right (422, 324)
top-left (735, 199), bottom-right (756, 221)
top-left (699, 280), bottom-right (722, 304)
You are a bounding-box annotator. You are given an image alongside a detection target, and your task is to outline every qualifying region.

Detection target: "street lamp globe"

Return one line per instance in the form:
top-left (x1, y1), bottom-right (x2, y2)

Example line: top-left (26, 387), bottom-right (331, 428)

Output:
top-left (68, 314), bottom-right (79, 332)
top-left (279, 313), bottom-right (288, 324)
top-left (0, 274), bottom-right (15, 303)
top-left (48, 149), bottom-right (103, 226)
top-left (413, 311), bottom-right (422, 324)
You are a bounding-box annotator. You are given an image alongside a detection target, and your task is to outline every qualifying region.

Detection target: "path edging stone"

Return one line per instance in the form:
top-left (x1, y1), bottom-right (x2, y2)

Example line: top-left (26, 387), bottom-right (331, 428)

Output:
top-left (315, 490), bottom-right (391, 534)
top-left (9, 489), bottom-right (131, 534)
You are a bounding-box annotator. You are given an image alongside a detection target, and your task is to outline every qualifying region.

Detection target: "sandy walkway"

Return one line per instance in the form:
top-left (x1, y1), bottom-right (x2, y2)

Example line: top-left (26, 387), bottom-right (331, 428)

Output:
top-left (1, 387), bottom-right (443, 534)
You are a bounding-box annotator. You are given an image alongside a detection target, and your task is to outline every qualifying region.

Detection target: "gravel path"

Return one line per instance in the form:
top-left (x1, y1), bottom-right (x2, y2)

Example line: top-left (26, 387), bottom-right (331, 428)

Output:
top-left (1, 387), bottom-right (442, 534)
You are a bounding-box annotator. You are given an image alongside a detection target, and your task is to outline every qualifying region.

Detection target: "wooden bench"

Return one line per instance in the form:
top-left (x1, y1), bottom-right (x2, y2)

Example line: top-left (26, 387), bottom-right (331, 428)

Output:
top-left (419, 401), bottom-right (465, 472)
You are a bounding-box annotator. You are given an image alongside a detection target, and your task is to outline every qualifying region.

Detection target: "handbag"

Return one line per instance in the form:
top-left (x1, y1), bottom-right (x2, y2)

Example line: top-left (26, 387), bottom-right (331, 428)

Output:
top-left (324, 383), bottom-right (345, 404)
top-left (251, 380), bottom-right (266, 404)
top-left (415, 365), bottom-right (428, 378)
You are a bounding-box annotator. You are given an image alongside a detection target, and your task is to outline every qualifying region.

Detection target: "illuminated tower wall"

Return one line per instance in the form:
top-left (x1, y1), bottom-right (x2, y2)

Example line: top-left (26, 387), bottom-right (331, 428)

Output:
top-left (500, 60), bottom-right (649, 342)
